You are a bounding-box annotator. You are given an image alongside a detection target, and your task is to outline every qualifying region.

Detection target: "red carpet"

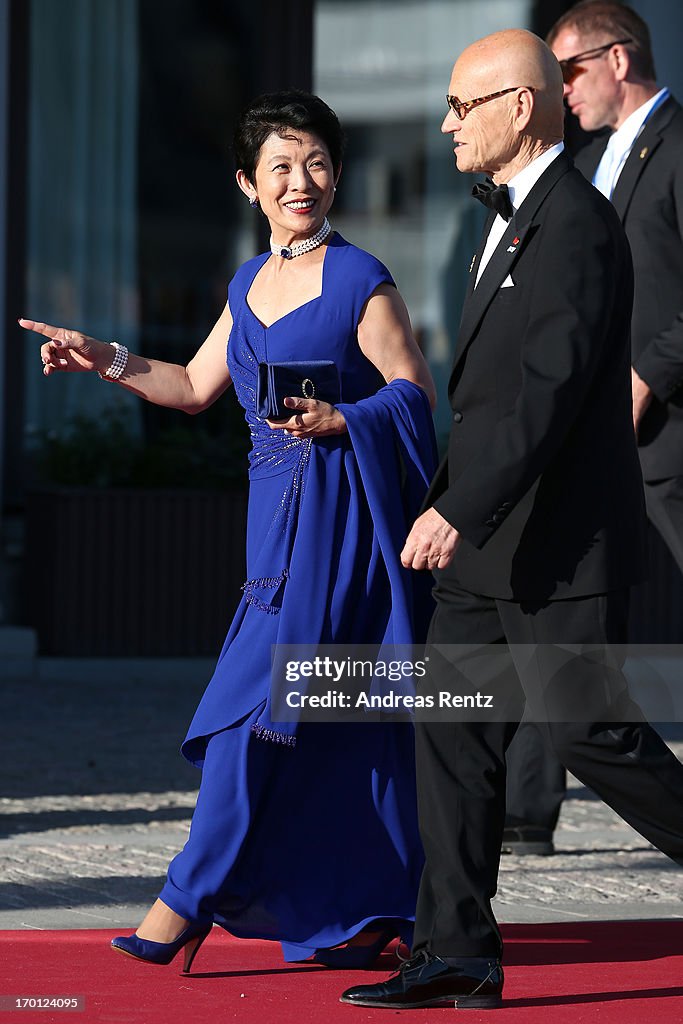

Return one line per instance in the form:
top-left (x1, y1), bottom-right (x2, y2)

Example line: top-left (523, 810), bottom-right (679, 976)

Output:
top-left (1, 922), bottom-right (683, 1023)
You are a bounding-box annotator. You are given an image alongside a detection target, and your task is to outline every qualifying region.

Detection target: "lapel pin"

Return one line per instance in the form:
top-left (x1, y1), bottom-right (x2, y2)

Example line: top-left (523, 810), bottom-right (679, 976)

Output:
top-left (506, 235), bottom-right (520, 253)
top-left (640, 146), bottom-right (649, 159)
top-left (469, 254), bottom-right (476, 272)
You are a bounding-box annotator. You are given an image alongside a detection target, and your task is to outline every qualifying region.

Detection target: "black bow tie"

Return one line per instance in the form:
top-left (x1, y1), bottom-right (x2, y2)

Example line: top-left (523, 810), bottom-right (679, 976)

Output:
top-left (471, 179), bottom-right (513, 221)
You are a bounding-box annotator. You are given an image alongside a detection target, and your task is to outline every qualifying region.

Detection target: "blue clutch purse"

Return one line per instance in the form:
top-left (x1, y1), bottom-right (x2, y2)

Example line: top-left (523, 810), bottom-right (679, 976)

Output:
top-left (256, 360), bottom-right (342, 421)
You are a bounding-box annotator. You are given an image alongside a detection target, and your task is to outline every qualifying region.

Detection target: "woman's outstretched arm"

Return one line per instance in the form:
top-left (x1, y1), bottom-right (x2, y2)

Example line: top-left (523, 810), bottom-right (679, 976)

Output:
top-left (19, 298), bottom-right (234, 415)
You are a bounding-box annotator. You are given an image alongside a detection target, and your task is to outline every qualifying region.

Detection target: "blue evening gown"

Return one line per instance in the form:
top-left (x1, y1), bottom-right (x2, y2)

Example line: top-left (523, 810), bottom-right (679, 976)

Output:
top-left (158, 232), bottom-right (437, 961)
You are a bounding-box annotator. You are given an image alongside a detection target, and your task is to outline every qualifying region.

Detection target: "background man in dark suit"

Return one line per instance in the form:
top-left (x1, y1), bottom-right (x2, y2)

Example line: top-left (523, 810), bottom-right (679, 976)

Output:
top-left (340, 27), bottom-right (683, 1010)
top-left (505, 0), bottom-right (683, 857)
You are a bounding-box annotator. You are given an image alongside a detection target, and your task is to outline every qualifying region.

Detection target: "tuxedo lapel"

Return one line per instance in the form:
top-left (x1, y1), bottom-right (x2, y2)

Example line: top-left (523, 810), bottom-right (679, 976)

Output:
top-left (464, 209), bottom-right (496, 302)
top-left (610, 97), bottom-right (678, 220)
top-left (456, 219), bottom-right (531, 349)
top-left (449, 152), bottom-right (573, 387)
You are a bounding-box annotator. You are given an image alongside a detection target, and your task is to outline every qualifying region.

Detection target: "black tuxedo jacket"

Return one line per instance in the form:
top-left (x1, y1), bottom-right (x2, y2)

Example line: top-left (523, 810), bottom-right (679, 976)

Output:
top-left (423, 151), bottom-right (646, 601)
top-left (575, 95), bottom-right (683, 480)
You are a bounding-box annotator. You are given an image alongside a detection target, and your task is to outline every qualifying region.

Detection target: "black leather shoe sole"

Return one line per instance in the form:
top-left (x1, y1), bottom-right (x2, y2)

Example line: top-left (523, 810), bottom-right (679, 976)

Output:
top-left (501, 838), bottom-right (554, 855)
top-left (340, 992), bottom-right (503, 1009)
top-left (456, 993), bottom-right (503, 1008)
top-left (340, 953), bottom-right (504, 1009)
top-left (502, 826), bottom-right (554, 856)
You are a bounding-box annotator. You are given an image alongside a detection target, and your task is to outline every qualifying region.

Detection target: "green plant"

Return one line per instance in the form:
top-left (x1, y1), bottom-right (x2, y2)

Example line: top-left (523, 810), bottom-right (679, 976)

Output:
top-left (29, 409), bottom-right (250, 489)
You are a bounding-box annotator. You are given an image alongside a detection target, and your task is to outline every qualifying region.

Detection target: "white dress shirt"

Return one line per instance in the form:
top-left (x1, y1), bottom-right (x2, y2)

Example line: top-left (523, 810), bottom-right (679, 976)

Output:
top-left (592, 87), bottom-right (670, 199)
top-left (476, 142), bottom-right (565, 286)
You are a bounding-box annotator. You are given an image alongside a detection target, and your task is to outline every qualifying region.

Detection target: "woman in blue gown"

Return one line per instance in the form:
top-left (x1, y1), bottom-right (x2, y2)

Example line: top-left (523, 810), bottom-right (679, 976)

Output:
top-left (21, 90), bottom-right (437, 972)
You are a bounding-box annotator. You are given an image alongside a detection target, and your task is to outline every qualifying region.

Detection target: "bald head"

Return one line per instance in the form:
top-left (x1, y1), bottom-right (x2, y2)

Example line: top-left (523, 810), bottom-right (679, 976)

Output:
top-left (442, 29), bottom-right (565, 180)
top-left (456, 29), bottom-right (565, 140)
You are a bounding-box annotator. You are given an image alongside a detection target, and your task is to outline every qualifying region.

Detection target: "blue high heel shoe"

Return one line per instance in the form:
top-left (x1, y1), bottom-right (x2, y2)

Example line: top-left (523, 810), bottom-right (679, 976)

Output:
top-left (314, 921), bottom-right (407, 969)
top-left (111, 921), bottom-right (212, 974)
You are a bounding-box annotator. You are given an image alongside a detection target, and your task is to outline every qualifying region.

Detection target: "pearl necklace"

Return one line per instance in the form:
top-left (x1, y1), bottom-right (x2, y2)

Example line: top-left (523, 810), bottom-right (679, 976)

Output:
top-left (270, 218), bottom-right (332, 260)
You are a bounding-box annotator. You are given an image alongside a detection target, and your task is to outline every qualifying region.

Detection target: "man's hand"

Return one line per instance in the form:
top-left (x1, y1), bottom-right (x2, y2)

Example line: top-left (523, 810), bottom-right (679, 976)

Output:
top-left (631, 367), bottom-right (653, 434)
top-left (401, 507), bottom-right (461, 571)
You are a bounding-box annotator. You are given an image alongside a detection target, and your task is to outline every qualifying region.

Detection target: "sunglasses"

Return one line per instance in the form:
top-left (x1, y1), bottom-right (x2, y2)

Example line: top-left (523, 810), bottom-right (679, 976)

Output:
top-left (445, 86), bottom-right (536, 121)
top-left (558, 38), bottom-right (633, 84)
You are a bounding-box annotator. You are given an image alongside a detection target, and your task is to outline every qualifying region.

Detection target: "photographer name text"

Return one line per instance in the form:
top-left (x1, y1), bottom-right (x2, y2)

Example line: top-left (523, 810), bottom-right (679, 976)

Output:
top-left (284, 690), bottom-right (494, 709)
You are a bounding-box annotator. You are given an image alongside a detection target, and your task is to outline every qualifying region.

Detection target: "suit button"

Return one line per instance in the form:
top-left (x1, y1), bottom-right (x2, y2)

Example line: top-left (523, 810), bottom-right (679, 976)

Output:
top-left (492, 514), bottom-right (503, 524)
top-left (453, 411), bottom-right (463, 423)
top-left (485, 518), bottom-right (496, 528)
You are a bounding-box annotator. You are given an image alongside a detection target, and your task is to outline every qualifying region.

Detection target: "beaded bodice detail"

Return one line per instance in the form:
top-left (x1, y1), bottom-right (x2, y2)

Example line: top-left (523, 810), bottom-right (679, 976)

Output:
top-left (225, 237), bottom-right (390, 475)
top-left (224, 236), bottom-right (393, 617)
top-left (227, 286), bottom-right (312, 481)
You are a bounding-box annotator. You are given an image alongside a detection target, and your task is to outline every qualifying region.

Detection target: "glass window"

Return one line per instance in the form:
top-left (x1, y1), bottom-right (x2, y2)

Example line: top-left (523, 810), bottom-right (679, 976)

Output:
top-left (314, 0), bottom-right (532, 440)
top-left (22, 0), bottom-right (258, 473)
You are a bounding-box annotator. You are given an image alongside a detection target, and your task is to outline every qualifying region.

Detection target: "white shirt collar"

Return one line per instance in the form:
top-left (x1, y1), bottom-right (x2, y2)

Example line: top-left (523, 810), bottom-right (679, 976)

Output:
top-left (606, 87), bottom-right (670, 160)
top-left (474, 142), bottom-right (565, 286)
top-left (507, 142), bottom-right (565, 211)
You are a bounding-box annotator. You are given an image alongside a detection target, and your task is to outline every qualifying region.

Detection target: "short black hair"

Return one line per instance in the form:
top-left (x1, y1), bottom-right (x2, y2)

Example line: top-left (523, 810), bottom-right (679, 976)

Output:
top-left (233, 90), bottom-right (345, 184)
top-left (547, 2), bottom-right (656, 81)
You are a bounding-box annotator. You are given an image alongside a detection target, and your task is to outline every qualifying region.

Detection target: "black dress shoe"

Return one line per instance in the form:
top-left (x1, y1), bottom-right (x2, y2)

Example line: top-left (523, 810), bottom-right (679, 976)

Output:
top-left (501, 824), bottom-right (554, 856)
top-left (339, 950), bottom-right (503, 1009)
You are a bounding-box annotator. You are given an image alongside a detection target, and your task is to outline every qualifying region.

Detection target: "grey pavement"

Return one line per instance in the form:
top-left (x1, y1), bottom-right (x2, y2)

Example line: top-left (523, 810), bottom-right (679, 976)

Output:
top-left (1, 659), bottom-right (682, 930)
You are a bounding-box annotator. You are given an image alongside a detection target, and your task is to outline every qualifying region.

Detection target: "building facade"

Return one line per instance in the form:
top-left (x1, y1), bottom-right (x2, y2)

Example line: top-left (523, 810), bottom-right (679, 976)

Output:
top-left (1, 0), bottom-right (681, 652)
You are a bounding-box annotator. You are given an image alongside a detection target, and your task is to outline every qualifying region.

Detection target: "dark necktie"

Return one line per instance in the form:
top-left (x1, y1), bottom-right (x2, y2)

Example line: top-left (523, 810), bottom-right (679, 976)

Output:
top-left (471, 179), bottom-right (513, 221)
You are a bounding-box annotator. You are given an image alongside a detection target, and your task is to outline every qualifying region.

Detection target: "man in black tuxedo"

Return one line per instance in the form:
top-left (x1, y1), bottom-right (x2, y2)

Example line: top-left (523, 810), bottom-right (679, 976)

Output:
top-left (341, 26), bottom-right (683, 1010)
top-left (505, 0), bottom-right (683, 857)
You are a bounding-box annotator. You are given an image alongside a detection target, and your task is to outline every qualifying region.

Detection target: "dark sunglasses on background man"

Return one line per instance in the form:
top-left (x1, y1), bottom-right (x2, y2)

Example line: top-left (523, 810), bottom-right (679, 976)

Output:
top-left (559, 38), bottom-right (633, 84)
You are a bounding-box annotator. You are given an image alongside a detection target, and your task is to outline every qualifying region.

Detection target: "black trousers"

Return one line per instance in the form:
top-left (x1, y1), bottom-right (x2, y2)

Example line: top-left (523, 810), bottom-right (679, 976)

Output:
top-left (506, 473), bottom-right (683, 831)
top-left (644, 474), bottom-right (683, 574)
top-left (413, 582), bottom-right (683, 958)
